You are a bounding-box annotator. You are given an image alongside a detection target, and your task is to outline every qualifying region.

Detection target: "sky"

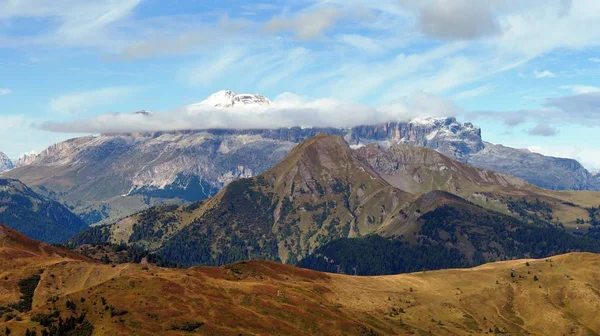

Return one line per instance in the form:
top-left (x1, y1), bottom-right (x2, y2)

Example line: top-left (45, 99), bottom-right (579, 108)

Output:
top-left (0, 0), bottom-right (599, 170)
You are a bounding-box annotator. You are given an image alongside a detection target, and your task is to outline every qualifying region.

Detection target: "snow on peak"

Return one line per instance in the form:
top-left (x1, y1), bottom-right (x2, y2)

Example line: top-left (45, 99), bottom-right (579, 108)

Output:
top-left (409, 117), bottom-right (453, 127)
top-left (0, 152), bottom-right (13, 172)
top-left (200, 90), bottom-right (272, 108)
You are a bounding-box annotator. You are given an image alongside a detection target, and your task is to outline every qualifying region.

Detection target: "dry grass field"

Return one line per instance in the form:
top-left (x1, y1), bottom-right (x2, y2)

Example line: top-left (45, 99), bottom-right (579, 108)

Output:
top-left (1, 224), bottom-right (599, 335)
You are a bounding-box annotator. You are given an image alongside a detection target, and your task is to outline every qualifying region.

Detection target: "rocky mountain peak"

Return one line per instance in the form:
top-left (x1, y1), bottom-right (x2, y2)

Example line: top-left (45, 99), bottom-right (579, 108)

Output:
top-left (200, 90), bottom-right (272, 108)
top-left (347, 117), bottom-right (484, 161)
top-left (0, 152), bottom-right (13, 172)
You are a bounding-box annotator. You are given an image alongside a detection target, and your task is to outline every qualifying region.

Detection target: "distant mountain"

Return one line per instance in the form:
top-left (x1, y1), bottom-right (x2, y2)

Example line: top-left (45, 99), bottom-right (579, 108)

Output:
top-left (469, 143), bottom-right (599, 191)
top-left (4, 91), bottom-right (599, 225)
top-left (0, 179), bottom-right (87, 243)
top-left (71, 135), bottom-right (600, 270)
top-left (355, 143), bottom-right (530, 196)
top-left (196, 90), bottom-right (272, 108)
top-left (0, 152), bottom-right (13, 172)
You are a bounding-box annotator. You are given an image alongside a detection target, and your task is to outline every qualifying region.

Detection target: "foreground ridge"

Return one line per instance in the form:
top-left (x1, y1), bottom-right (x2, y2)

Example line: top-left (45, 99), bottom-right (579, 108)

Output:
top-left (1, 226), bottom-right (599, 335)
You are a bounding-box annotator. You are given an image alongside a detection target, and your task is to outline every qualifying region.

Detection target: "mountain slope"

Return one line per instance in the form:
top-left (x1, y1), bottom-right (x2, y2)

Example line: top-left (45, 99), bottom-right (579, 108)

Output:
top-left (0, 152), bottom-right (12, 173)
top-left (0, 179), bottom-right (87, 243)
top-left (74, 134), bottom-right (414, 265)
top-left (71, 135), bottom-right (600, 271)
top-left (356, 143), bottom-right (600, 230)
top-left (356, 143), bottom-right (531, 195)
top-left (301, 190), bottom-right (600, 275)
top-left (2, 228), bottom-right (600, 335)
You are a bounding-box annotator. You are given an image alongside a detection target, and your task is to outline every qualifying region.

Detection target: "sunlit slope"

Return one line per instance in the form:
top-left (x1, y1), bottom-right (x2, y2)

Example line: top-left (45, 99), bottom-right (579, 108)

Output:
top-left (1, 225), bottom-right (600, 335)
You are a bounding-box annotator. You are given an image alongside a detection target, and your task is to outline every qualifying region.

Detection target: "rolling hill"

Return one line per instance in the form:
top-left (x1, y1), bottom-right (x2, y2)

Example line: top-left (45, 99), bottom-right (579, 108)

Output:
top-left (1, 225), bottom-right (600, 335)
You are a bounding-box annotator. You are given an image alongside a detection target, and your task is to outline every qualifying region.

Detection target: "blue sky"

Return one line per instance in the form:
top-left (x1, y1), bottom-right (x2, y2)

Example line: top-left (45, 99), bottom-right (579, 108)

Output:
top-left (0, 0), bottom-right (599, 170)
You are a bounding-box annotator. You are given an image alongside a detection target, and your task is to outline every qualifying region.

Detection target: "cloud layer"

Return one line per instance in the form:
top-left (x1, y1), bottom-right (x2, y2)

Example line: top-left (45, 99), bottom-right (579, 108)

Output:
top-left (39, 92), bottom-right (459, 133)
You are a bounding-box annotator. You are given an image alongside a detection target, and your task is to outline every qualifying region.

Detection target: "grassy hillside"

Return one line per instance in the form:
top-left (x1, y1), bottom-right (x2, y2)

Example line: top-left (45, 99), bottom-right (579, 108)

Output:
top-left (357, 144), bottom-right (600, 231)
top-left (2, 226), bottom-right (600, 335)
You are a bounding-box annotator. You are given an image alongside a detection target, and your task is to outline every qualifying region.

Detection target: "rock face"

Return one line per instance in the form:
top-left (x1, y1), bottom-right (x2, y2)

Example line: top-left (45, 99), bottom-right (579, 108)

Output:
top-left (347, 117), bottom-right (484, 162)
top-left (0, 152), bottom-right (13, 172)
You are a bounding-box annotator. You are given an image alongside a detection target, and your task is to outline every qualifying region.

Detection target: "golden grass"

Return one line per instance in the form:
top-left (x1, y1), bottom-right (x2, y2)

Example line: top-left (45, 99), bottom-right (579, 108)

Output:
top-left (1, 248), bottom-right (599, 335)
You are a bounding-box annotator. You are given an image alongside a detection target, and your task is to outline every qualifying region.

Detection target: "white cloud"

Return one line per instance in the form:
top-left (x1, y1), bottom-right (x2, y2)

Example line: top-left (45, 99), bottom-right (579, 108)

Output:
top-left (589, 57), bottom-right (600, 63)
top-left (337, 34), bottom-right (385, 54)
top-left (39, 91), bottom-right (459, 133)
top-left (265, 6), bottom-right (341, 39)
top-left (50, 87), bottom-right (141, 115)
top-left (560, 85), bottom-right (600, 94)
top-left (533, 70), bottom-right (557, 78)
top-left (0, 0), bottom-right (141, 50)
top-left (527, 123), bottom-right (559, 137)
top-left (453, 84), bottom-right (493, 100)
top-left (0, 89), bottom-right (12, 95)
top-left (418, 0), bottom-right (501, 40)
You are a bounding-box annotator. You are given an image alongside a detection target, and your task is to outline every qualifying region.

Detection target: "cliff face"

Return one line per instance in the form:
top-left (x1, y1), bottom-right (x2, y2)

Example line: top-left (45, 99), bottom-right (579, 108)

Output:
top-left (346, 117), bottom-right (484, 161)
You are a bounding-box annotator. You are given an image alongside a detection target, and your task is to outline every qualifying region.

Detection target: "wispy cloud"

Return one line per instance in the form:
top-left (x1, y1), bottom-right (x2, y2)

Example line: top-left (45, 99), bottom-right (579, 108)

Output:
top-left (418, 0), bottom-right (501, 40)
top-left (0, 89), bottom-right (12, 95)
top-left (533, 70), bottom-right (557, 78)
top-left (453, 84), bottom-right (493, 100)
top-left (560, 85), bottom-right (600, 94)
top-left (265, 6), bottom-right (342, 39)
top-left (49, 87), bottom-right (142, 115)
top-left (528, 123), bottom-right (559, 136)
top-left (470, 92), bottom-right (600, 127)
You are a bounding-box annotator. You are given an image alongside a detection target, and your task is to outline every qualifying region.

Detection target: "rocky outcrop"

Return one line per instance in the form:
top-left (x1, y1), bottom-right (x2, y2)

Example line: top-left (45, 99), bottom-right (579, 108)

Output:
top-left (0, 152), bottom-right (13, 172)
top-left (346, 117), bottom-right (484, 161)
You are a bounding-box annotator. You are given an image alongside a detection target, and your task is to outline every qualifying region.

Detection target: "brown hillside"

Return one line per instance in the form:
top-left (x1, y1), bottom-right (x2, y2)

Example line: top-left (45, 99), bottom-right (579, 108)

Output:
top-left (0, 229), bottom-right (599, 335)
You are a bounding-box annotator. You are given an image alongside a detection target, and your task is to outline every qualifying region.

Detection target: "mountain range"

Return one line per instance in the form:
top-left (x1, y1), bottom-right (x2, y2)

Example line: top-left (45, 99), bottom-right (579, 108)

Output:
top-left (1, 223), bottom-right (600, 335)
top-left (70, 134), bottom-right (600, 272)
top-left (2, 92), bottom-right (598, 226)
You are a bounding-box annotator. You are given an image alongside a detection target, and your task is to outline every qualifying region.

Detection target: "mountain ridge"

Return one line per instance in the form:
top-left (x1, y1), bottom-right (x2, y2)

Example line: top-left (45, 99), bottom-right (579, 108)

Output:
top-left (2, 224), bottom-right (600, 335)
top-left (3, 92), bottom-right (598, 225)
top-left (70, 135), bottom-right (600, 271)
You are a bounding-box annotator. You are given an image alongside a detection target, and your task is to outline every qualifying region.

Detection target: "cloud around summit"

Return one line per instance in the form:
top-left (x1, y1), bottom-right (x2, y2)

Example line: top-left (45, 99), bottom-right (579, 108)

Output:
top-left (39, 92), bottom-right (459, 134)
